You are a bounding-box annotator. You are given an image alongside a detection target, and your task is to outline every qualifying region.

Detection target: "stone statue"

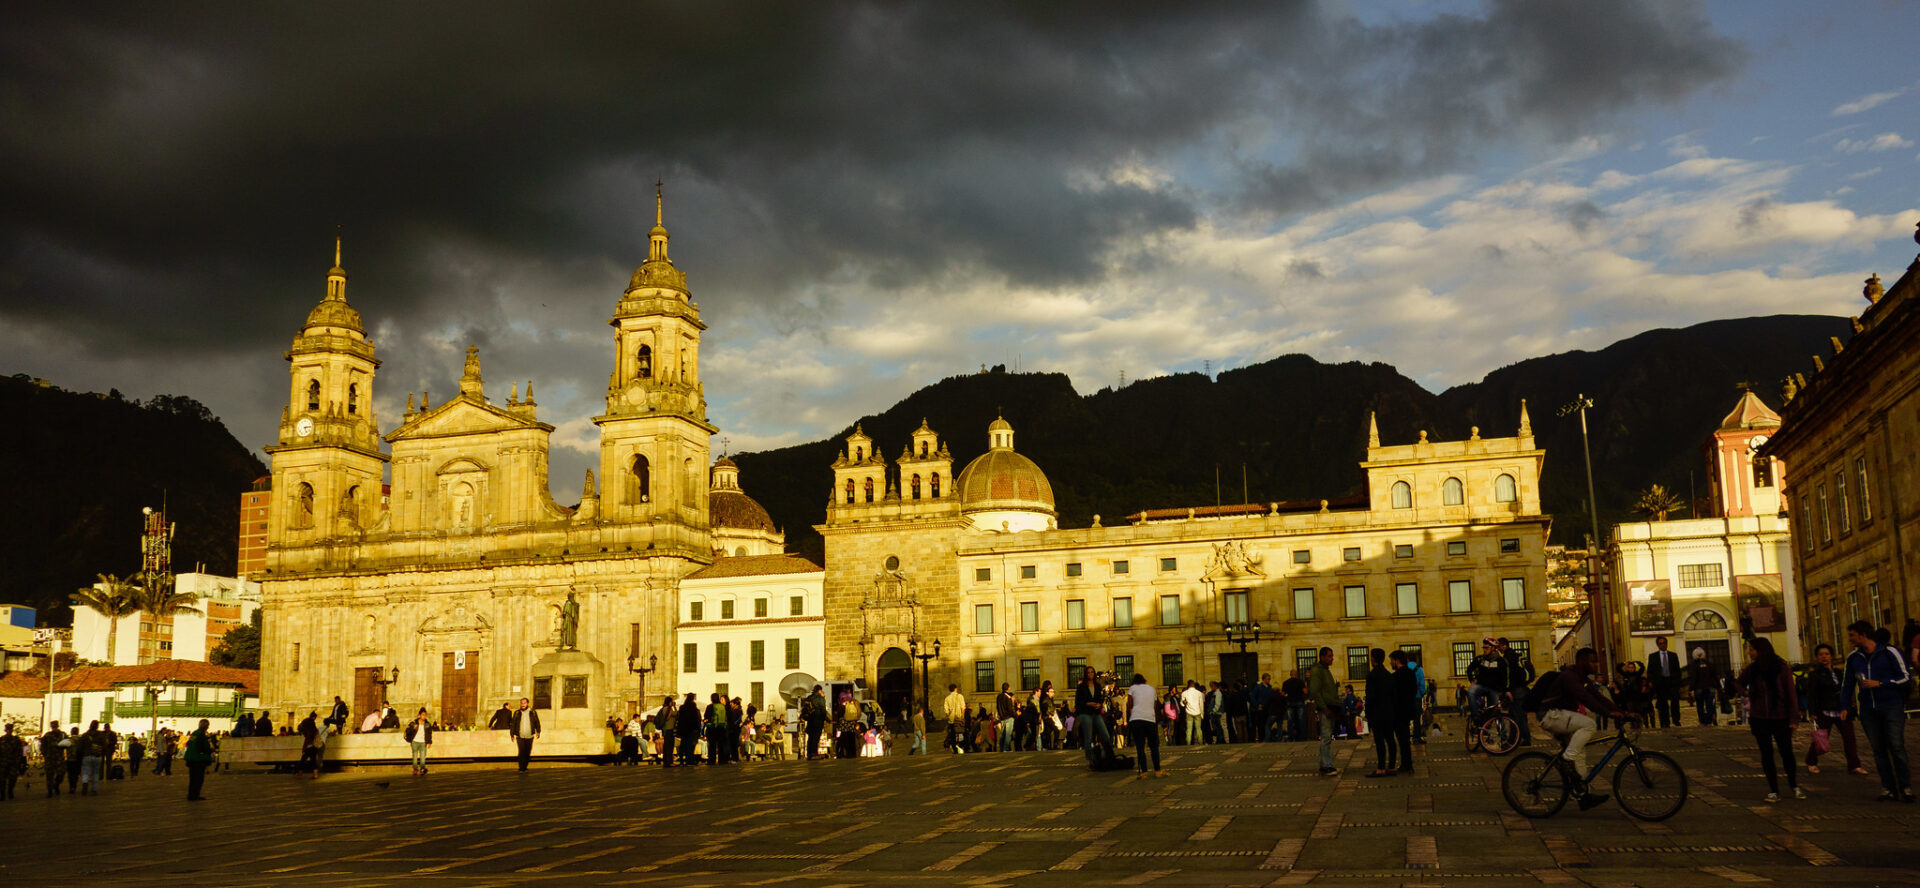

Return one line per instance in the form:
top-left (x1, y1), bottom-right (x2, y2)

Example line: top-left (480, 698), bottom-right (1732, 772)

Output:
top-left (555, 591), bottom-right (581, 651)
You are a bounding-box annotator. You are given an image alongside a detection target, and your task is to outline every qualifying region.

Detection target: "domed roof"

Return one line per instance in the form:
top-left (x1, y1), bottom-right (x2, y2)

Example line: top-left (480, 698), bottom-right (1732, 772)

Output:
top-left (956, 449), bottom-right (1055, 515)
top-left (714, 455), bottom-right (737, 469)
top-left (303, 298), bottom-right (365, 334)
top-left (710, 488), bottom-right (775, 533)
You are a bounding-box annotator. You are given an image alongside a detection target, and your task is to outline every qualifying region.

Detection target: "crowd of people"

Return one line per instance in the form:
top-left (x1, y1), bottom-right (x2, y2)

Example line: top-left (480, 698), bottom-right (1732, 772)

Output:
top-left (0, 718), bottom-right (217, 801)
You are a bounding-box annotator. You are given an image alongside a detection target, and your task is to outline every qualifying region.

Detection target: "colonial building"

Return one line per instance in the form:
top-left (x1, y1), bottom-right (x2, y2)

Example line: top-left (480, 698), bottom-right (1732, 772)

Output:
top-left (1763, 227), bottom-right (1920, 651)
top-left (819, 410), bottom-right (1556, 715)
top-left (1604, 392), bottom-right (1800, 678)
top-left (48, 661), bottom-right (259, 736)
top-left (259, 191), bottom-right (767, 728)
top-left (676, 552), bottom-right (825, 716)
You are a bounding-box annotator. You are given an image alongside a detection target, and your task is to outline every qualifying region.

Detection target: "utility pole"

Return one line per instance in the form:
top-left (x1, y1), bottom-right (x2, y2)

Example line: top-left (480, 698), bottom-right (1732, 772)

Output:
top-left (1560, 395), bottom-right (1610, 669)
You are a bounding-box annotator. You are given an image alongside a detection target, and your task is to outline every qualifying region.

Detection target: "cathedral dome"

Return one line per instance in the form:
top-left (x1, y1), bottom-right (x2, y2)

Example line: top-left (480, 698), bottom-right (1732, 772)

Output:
top-left (303, 297), bottom-right (365, 334)
top-left (956, 417), bottom-right (1055, 519)
top-left (709, 488), bottom-right (775, 532)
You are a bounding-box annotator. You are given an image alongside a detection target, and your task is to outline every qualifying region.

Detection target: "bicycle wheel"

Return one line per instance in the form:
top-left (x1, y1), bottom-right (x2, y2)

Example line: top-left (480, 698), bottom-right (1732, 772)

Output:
top-left (1502, 752), bottom-right (1570, 818)
top-left (1464, 715), bottom-right (1483, 753)
top-left (1479, 715), bottom-right (1520, 756)
top-left (1612, 751), bottom-right (1687, 822)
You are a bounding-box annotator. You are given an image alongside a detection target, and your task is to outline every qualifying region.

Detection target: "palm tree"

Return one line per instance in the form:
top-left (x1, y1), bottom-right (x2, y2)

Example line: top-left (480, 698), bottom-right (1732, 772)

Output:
top-left (72, 573), bottom-right (143, 665)
top-left (1635, 484), bottom-right (1685, 522)
top-left (133, 572), bottom-right (201, 663)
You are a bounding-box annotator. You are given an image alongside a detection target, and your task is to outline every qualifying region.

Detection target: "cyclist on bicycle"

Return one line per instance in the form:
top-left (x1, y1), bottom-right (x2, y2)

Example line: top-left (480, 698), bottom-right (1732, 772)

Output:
top-left (1536, 646), bottom-right (1631, 811)
top-left (1465, 638), bottom-right (1509, 716)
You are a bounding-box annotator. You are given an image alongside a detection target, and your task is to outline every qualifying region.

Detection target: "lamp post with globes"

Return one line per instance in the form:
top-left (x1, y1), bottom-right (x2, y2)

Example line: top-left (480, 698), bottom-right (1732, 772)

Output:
top-left (626, 653), bottom-right (657, 717)
top-left (370, 666), bottom-right (400, 712)
top-left (909, 638), bottom-right (940, 710)
top-left (142, 678), bottom-right (171, 741)
top-left (1223, 622), bottom-right (1263, 684)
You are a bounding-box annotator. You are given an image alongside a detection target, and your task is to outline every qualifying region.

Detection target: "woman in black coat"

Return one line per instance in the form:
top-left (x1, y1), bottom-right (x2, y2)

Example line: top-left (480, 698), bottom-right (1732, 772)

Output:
top-left (675, 694), bottom-right (702, 766)
top-left (1363, 648), bottom-right (1400, 777)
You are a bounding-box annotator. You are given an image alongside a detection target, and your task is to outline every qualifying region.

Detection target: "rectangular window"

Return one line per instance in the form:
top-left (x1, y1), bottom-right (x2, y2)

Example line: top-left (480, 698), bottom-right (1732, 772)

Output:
top-left (1296, 648), bottom-right (1318, 674)
top-left (975, 661), bottom-right (995, 693)
top-left (750, 682), bottom-right (764, 710)
top-left (785, 638), bottom-right (801, 669)
top-left (976, 567), bottom-right (992, 582)
top-left (1677, 563), bottom-right (1723, 589)
top-left (1161, 653), bottom-right (1184, 687)
top-left (1501, 578), bottom-right (1526, 611)
top-left (974, 604), bottom-right (994, 634)
top-left (1836, 470), bottom-right (1851, 533)
top-left (1869, 582), bottom-right (1883, 625)
top-left (714, 683), bottom-right (728, 699)
top-left (1113, 654), bottom-right (1134, 680)
top-left (690, 601), bottom-right (704, 622)
top-left (1395, 582), bottom-right (1418, 615)
top-left (1292, 549), bottom-right (1311, 564)
top-left (1453, 641), bottom-right (1476, 677)
top-left (1160, 557), bottom-right (1177, 572)
top-left (185, 686), bottom-right (199, 705)
top-left (1499, 538), bottom-right (1519, 553)
top-left (1809, 603), bottom-right (1822, 649)
top-left (1447, 540), bottom-right (1466, 556)
top-left (1160, 594), bottom-right (1181, 626)
top-left (1508, 640), bottom-right (1531, 665)
top-left (715, 641), bottom-right (731, 672)
top-left (72, 697), bottom-right (83, 723)
top-left (291, 642), bottom-right (300, 672)
top-left (1856, 457), bottom-right (1872, 522)
top-left (1448, 579), bottom-right (1471, 613)
top-left (1398, 644), bottom-right (1422, 671)
top-left (1113, 560), bottom-right (1130, 575)
top-left (1394, 544), bottom-right (1413, 559)
top-left (750, 640), bottom-right (765, 670)
top-left (1343, 547), bottom-right (1361, 562)
top-left (1225, 590), bottom-right (1250, 624)
top-left (1344, 584), bottom-right (1367, 618)
top-left (754, 598), bottom-right (768, 618)
top-left (1067, 657), bottom-right (1088, 686)
top-left (1347, 646), bottom-right (1369, 681)
top-left (1066, 599), bottom-right (1086, 630)
top-left (1020, 564), bottom-right (1037, 580)
top-left (1818, 485), bottom-right (1832, 543)
top-left (790, 596), bottom-right (804, 616)
top-left (1113, 597), bottom-right (1133, 628)
top-left (721, 600), bottom-right (734, 620)
top-left (1066, 562), bottom-right (1083, 577)
top-left (629, 622), bottom-right (641, 658)
top-left (1292, 587), bottom-right (1315, 620)
top-left (1021, 659), bottom-right (1041, 691)
top-left (683, 642), bottom-right (697, 672)
top-left (1020, 601), bottom-right (1039, 632)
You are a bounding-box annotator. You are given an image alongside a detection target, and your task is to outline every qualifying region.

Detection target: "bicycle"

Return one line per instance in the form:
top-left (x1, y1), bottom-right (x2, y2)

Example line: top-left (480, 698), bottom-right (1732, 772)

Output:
top-left (1464, 697), bottom-right (1522, 756)
top-left (1501, 720), bottom-right (1687, 821)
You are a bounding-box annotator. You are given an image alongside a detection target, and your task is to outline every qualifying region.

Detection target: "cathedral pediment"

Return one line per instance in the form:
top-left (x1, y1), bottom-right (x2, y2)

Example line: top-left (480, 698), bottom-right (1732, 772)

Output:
top-left (387, 396), bottom-right (552, 442)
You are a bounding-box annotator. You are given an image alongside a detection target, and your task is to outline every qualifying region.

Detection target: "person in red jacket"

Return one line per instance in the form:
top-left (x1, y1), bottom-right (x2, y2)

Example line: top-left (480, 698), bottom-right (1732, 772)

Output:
top-left (1737, 637), bottom-right (1801, 802)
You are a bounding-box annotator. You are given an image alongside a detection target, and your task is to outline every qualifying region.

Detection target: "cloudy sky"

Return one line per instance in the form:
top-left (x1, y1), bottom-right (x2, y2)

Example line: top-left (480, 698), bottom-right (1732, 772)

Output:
top-left (4, 1), bottom-right (1916, 501)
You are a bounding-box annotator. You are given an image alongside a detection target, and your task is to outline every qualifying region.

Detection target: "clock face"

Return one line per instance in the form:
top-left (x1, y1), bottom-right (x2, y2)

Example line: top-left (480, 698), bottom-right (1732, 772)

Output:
top-left (296, 417), bottom-right (314, 437)
top-left (1748, 434), bottom-right (1769, 451)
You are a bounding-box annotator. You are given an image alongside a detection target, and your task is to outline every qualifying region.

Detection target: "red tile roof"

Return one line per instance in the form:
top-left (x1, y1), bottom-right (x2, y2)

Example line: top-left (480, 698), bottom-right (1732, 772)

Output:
top-left (685, 553), bottom-right (823, 580)
top-left (0, 672), bottom-right (48, 698)
top-left (51, 661), bottom-right (260, 695)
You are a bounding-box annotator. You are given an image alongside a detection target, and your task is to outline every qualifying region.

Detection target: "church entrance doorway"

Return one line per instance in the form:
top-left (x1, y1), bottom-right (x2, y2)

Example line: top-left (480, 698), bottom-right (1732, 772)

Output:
top-left (353, 666), bottom-right (382, 723)
top-left (440, 650), bottom-right (481, 727)
top-left (876, 647), bottom-right (913, 723)
top-left (1218, 652), bottom-right (1258, 687)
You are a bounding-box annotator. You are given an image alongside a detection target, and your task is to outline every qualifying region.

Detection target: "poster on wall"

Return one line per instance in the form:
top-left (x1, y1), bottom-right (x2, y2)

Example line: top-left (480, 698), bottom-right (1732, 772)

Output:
top-left (1736, 574), bottom-right (1787, 633)
top-left (1628, 580), bottom-right (1675, 635)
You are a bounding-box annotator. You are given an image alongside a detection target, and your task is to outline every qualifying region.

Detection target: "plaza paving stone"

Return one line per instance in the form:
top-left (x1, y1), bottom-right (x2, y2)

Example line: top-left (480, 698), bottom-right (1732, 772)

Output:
top-left (2, 719), bottom-right (1917, 887)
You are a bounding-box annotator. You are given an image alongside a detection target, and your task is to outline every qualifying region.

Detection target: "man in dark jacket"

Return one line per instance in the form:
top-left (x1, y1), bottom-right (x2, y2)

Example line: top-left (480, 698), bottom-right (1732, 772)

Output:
top-left (1364, 648), bottom-right (1400, 777)
top-left (1689, 648), bottom-right (1720, 726)
top-left (488, 702), bottom-right (515, 731)
top-left (995, 684), bottom-right (1017, 752)
top-left (655, 696), bottom-right (679, 767)
top-left (802, 686), bottom-right (828, 760)
top-left (511, 697), bottom-right (541, 771)
top-left (1388, 650), bottom-right (1419, 773)
top-left (328, 696), bottom-right (349, 732)
top-left (183, 719), bottom-right (215, 801)
top-left (1804, 643), bottom-right (1863, 774)
top-left (1646, 635), bottom-right (1684, 728)
top-left (1843, 620), bottom-right (1913, 801)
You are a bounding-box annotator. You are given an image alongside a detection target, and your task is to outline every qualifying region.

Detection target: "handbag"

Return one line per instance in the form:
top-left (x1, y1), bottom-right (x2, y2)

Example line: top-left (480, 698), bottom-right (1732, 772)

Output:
top-left (1810, 727), bottom-right (1831, 755)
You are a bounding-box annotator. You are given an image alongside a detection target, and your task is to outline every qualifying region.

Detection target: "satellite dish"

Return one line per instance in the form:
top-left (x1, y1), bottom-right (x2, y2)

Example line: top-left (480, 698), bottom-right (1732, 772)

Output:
top-left (778, 672), bottom-right (818, 703)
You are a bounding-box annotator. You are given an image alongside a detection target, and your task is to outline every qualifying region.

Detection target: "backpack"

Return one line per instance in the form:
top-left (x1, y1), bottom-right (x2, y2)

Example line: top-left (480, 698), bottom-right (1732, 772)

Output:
top-left (1520, 671), bottom-right (1564, 714)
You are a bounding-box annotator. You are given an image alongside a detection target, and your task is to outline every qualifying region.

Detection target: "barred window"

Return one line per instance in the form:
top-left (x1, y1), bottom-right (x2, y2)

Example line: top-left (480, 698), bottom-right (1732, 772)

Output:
top-left (1677, 563), bottom-right (1723, 589)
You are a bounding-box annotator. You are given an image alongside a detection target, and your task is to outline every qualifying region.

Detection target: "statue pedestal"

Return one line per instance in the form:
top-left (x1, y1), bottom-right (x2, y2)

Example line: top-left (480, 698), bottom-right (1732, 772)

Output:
top-left (529, 649), bottom-right (607, 732)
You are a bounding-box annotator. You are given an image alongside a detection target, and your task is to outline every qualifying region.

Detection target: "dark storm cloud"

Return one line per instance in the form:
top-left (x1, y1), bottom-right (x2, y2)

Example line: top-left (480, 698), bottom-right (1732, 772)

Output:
top-left (2, 0), bottom-right (1743, 374)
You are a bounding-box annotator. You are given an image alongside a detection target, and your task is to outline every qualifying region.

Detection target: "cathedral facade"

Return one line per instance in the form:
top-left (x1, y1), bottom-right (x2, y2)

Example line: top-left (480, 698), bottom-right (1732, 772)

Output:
top-left (259, 194), bottom-right (777, 726)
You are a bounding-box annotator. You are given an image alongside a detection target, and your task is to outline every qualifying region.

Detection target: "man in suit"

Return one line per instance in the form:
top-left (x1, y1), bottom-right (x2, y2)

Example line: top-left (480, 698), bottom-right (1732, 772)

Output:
top-left (328, 696), bottom-right (349, 732)
top-left (512, 697), bottom-right (541, 771)
top-left (1645, 636), bottom-right (1683, 728)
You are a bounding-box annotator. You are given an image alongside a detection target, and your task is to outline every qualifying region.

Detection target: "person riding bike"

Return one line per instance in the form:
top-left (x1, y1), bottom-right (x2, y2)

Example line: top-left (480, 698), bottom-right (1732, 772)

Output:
top-left (1535, 646), bottom-right (1631, 811)
top-left (1465, 638), bottom-right (1510, 715)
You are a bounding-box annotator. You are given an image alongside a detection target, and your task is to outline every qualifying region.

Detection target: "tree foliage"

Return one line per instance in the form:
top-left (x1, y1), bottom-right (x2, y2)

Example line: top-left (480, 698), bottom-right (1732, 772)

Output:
top-left (209, 608), bottom-right (261, 670)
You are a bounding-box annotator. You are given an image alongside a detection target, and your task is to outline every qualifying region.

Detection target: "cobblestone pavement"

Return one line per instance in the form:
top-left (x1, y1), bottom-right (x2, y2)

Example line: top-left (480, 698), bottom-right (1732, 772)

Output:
top-left (3, 719), bottom-right (1917, 887)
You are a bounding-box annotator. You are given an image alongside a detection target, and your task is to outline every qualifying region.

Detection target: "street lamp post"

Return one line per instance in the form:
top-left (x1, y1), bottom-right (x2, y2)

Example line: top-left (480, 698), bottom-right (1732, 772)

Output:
top-left (626, 653), bottom-right (657, 717)
top-left (1560, 394), bottom-right (1612, 669)
top-left (142, 679), bottom-right (171, 741)
top-left (909, 638), bottom-right (940, 711)
top-left (1223, 622), bottom-right (1263, 684)
top-left (370, 666), bottom-right (400, 711)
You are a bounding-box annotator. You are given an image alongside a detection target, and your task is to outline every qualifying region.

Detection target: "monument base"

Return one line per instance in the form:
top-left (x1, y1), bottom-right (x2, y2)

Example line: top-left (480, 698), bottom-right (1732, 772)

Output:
top-left (530, 648), bottom-right (608, 732)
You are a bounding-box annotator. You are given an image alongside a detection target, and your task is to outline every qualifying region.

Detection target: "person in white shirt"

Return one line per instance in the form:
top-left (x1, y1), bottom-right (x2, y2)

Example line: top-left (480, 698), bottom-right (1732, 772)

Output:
top-left (1179, 681), bottom-right (1205, 746)
top-left (1127, 674), bottom-right (1166, 777)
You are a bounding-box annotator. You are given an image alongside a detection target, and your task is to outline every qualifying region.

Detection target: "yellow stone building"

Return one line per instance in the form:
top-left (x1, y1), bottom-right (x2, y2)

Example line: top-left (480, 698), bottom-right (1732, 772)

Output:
top-left (260, 193), bottom-right (780, 727)
top-left (820, 411), bottom-right (1557, 714)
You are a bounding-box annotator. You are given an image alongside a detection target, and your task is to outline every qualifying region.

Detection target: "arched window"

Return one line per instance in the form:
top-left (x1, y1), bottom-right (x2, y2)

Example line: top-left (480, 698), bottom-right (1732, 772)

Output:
top-left (294, 482), bottom-right (315, 529)
top-left (1442, 477), bottom-right (1464, 506)
top-left (864, 476), bottom-right (875, 503)
top-left (636, 344), bottom-right (652, 379)
top-left (1682, 609), bottom-right (1728, 631)
top-left (845, 479), bottom-right (856, 504)
top-left (930, 472), bottom-right (941, 498)
top-left (1390, 481), bottom-right (1412, 509)
top-left (306, 379), bottom-right (321, 411)
top-left (346, 383), bottom-right (359, 414)
top-left (1495, 474), bottom-right (1518, 503)
top-left (910, 474), bottom-right (922, 500)
top-left (683, 457), bottom-right (697, 503)
top-left (855, 446), bottom-right (864, 462)
top-left (919, 442), bottom-right (929, 458)
top-left (735, 547), bottom-right (747, 557)
top-left (629, 454), bottom-right (651, 504)
top-left (338, 485), bottom-right (359, 522)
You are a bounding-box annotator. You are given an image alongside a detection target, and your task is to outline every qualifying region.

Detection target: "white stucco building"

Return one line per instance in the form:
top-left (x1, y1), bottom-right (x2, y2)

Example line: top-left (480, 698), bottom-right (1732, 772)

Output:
top-left (47, 660), bottom-right (260, 737)
top-left (72, 573), bottom-right (261, 666)
top-left (673, 554), bottom-right (826, 718)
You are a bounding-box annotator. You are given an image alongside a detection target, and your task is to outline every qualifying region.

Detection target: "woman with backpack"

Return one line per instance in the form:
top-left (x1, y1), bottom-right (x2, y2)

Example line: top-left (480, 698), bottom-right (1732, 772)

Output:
top-left (1737, 637), bottom-right (1802, 802)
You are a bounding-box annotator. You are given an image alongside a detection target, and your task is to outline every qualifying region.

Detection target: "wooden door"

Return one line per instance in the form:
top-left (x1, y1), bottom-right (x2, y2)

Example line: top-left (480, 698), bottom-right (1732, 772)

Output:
top-left (353, 666), bottom-right (381, 721)
top-left (1218, 653), bottom-right (1258, 686)
top-left (441, 650), bottom-right (480, 727)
